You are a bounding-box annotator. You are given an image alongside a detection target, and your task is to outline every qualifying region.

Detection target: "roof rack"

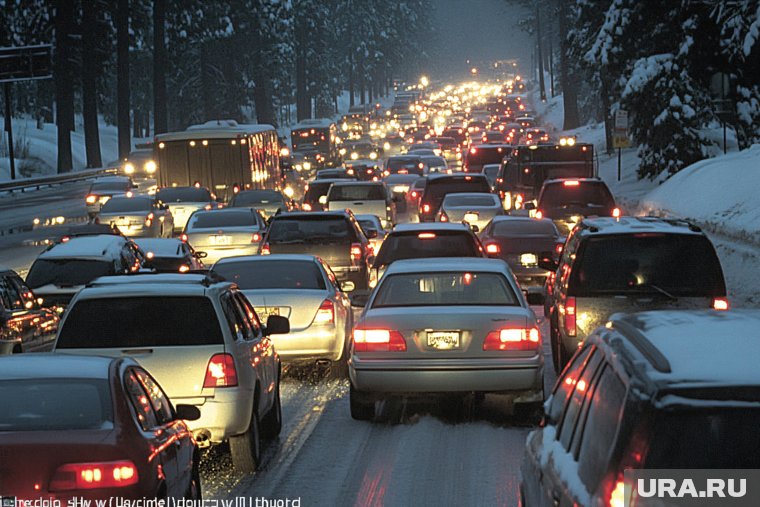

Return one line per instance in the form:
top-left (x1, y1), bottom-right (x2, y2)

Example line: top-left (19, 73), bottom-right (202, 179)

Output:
top-left (609, 318), bottom-right (672, 373)
top-left (85, 271), bottom-right (226, 288)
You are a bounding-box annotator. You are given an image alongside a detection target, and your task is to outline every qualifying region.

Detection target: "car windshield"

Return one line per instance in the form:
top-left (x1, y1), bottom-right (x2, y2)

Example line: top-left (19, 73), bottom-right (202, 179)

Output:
top-left (571, 234), bottom-right (726, 296)
top-left (188, 211), bottom-right (258, 229)
top-left (268, 217), bottom-right (355, 243)
top-left (100, 198), bottom-right (152, 213)
top-left (26, 259), bottom-right (115, 288)
top-left (212, 260), bottom-right (326, 290)
top-left (0, 379), bottom-right (113, 431)
top-left (157, 187), bottom-right (211, 202)
top-left (90, 181), bottom-right (129, 192)
top-left (373, 272), bottom-right (517, 307)
top-left (328, 185), bottom-right (386, 201)
top-left (374, 231), bottom-right (479, 266)
top-left (492, 220), bottom-right (558, 236)
top-left (57, 297), bottom-right (224, 347)
top-left (644, 407), bottom-right (760, 468)
top-left (231, 191), bottom-right (284, 206)
top-left (540, 182), bottom-right (614, 208)
top-left (443, 194), bottom-right (498, 207)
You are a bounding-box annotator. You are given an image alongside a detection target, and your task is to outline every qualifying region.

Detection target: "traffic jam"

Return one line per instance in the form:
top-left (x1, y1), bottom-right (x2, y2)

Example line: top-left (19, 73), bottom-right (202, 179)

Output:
top-left (1, 76), bottom-right (758, 505)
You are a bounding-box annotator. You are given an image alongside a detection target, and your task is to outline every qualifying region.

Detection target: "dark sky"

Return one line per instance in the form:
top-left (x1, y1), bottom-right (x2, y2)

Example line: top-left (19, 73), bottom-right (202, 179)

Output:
top-left (427, 0), bottom-right (532, 80)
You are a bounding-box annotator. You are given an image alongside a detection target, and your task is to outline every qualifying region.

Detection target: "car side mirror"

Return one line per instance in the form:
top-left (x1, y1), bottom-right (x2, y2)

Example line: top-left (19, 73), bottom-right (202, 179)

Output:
top-left (350, 293), bottom-right (369, 307)
top-left (264, 315), bottom-right (290, 335)
top-left (470, 224), bottom-right (480, 233)
top-left (523, 202), bottom-right (536, 211)
top-left (175, 404), bottom-right (201, 421)
top-left (364, 227), bottom-right (378, 239)
top-left (340, 280), bottom-right (356, 292)
top-left (537, 252), bottom-right (558, 272)
top-left (195, 251), bottom-right (208, 259)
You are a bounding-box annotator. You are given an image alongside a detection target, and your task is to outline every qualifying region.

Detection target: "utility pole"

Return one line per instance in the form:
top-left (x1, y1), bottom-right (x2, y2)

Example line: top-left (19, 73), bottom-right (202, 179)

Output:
top-left (536, 2), bottom-right (546, 102)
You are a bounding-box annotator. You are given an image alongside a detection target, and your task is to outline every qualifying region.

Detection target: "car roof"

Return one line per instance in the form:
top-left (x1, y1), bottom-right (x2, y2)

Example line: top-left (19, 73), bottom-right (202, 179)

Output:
top-left (600, 310), bottom-right (760, 392)
top-left (426, 172), bottom-right (488, 181)
top-left (293, 118), bottom-right (334, 129)
top-left (38, 235), bottom-right (128, 260)
top-left (443, 192), bottom-right (498, 199)
top-left (83, 273), bottom-right (232, 291)
top-left (543, 177), bottom-right (604, 185)
top-left (214, 254), bottom-right (318, 265)
top-left (577, 216), bottom-right (703, 236)
top-left (0, 354), bottom-right (123, 380)
top-left (273, 210), bottom-right (349, 219)
top-left (330, 181), bottom-right (383, 187)
top-left (392, 222), bottom-right (470, 233)
top-left (384, 257), bottom-right (508, 276)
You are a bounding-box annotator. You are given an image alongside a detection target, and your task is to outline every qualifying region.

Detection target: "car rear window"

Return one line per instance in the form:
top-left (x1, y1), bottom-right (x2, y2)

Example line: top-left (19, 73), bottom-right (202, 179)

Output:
top-left (268, 216), bottom-right (355, 243)
top-left (157, 187), bottom-right (211, 202)
top-left (492, 220), bottom-right (558, 236)
top-left (644, 408), bottom-right (760, 468)
top-left (423, 177), bottom-right (492, 208)
top-left (188, 210), bottom-right (259, 229)
top-left (90, 181), bottom-right (129, 192)
top-left (212, 260), bottom-right (326, 290)
top-left (100, 198), bottom-right (152, 213)
top-left (387, 158), bottom-right (424, 175)
top-left (328, 184), bottom-right (386, 201)
top-left (26, 259), bottom-right (115, 289)
top-left (540, 182), bottom-right (614, 208)
top-left (304, 181), bottom-right (334, 201)
top-left (571, 234), bottom-right (726, 297)
top-left (443, 194), bottom-right (498, 207)
top-left (374, 231), bottom-right (479, 266)
top-left (231, 191), bottom-right (284, 206)
top-left (0, 379), bottom-right (113, 431)
top-left (57, 296), bottom-right (224, 347)
top-left (373, 272), bottom-right (517, 307)
top-left (466, 146), bottom-right (508, 167)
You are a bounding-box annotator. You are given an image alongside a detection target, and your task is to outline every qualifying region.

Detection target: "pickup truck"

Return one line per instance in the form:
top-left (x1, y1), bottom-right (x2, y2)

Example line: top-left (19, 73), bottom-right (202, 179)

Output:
top-left (326, 181), bottom-right (396, 228)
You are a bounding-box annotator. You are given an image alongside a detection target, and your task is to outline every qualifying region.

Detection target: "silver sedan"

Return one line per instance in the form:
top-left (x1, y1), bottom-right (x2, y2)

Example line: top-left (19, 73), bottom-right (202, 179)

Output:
top-left (436, 192), bottom-right (504, 231)
top-left (348, 257), bottom-right (543, 420)
top-left (183, 208), bottom-right (266, 265)
top-left (210, 254), bottom-right (354, 374)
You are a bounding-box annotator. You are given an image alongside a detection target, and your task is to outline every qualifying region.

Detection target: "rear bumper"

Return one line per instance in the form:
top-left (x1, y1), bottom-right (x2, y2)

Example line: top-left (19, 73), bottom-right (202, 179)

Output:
top-left (272, 325), bottom-right (346, 363)
top-left (332, 266), bottom-right (368, 288)
top-left (175, 386), bottom-right (255, 444)
top-left (349, 356), bottom-right (543, 395)
top-left (197, 244), bottom-right (260, 265)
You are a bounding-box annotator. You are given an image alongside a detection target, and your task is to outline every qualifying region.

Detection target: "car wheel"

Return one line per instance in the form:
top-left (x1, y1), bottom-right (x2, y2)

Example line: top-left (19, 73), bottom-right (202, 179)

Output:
top-left (229, 401), bottom-right (262, 473)
top-left (261, 380), bottom-right (282, 439)
top-left (550, 318), bottom-right (561, 374)
top-left (185, 462), bottom-right (202, 500)
top-left (558, 341), bottom-right (571, 372)
top-left (349, 384), bottom-right (375, 421)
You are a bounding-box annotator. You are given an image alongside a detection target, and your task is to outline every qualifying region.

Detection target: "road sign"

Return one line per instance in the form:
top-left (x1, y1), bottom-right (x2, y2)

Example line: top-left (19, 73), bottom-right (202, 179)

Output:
top-left (613, 133), bottom-right (631, 149)
top-left (0, 45), bottom-right (52, 83)
top-left (614, 110), bottom-right (629, 131)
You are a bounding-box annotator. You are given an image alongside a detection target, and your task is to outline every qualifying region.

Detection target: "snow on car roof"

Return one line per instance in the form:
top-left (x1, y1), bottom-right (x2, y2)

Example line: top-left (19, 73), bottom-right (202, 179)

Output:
top-left (579, 216), bottom-right (703, 236)
top-left (384, 257), bottom-right (508, 276)
top-left (392, 222), bottom-right (470, 233)
top-left (38, 235), bottom-right (127, 260)
top-left (606, 310), bottom-right (760, 387)
top-left (0, 354), bottom-right (116, 380)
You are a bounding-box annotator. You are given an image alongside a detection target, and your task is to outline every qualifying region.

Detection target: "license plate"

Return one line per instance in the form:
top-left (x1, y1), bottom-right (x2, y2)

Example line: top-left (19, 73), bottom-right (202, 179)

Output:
top-left (427, 331), bottom-right (461, 350)
top-left (464, 212), bottom-right (479, 222)
top-left (520, 253), bottom-right (538, 266)
top-left (209, 235), bottom-right (232, 245)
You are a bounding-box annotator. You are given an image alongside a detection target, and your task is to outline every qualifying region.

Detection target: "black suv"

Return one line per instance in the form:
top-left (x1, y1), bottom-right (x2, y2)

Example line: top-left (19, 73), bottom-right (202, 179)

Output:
top-left (418, 173), bottom-right (492, 222)
top-left (528, 178), bottom-right (619, 235)
top-left (521, 310), bottom-right (760, 507)
top-left (0, 268), bottom-right (60, 354)
top-left (541, 217), bottom-right (727, 372)
top-left (260, 211), bottom-right (373, 290)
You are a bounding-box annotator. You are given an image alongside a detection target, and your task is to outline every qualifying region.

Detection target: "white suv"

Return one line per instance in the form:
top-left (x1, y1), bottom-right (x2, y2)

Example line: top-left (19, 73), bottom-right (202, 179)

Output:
top-left (53, 273), bottom-right (288, 473)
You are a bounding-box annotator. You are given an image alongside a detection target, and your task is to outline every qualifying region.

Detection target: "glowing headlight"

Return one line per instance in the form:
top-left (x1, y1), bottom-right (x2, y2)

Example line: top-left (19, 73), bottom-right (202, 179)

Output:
top-left (284, 186), bottom-right (295, 198)
top-left (280, 147), bottom-right (290, 157)
top-left (303, 162), bottom-right (312, 170)
top-left (383, 142), bottom-right (391, 150)
top-left (339, 148), bottom-right (346, 155)
top-left (144, 160), bottom-right (157, 174)
top-left (124, 162), bottom-right (135, 174)
top-left (369, 152), bottom-right (378, 160)
top-left (295, 164), bottom-right (303, 170)
top-left (351, 152), bottom-right (359, 160)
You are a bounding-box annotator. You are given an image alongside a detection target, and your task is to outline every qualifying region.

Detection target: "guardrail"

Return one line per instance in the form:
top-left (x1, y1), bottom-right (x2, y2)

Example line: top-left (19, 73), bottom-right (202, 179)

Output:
top-left (0, 167), bottom-right (118, 194)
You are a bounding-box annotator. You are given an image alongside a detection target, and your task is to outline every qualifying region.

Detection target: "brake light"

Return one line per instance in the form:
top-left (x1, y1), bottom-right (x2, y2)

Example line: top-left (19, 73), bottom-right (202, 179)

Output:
top-left (353, 328), bottom-right (407, 352)
top-left (261, 242), bottom-right (270, 255)
top-left (145, 212), bottom-right (154, 227)
top-left (439, 211), bottom-right (449, 222)
top-left (609, 479), bottom-right (626, 507)
top-left (410, 191), bottom-right (418, 198)
top-left (563, 180), bottom-right (580, 187)
top-left (535, 210), bottom-right (543, 220)
top-left (180, 233), bottom-right (188, 242)
top-left (203, 353), bottom-right (238, 388)
top-left (485, 243), bottom-right (500, 254)
top-left (302, 202), bottom-right (312, 211)
top-left (713, 297), bottom-right (729, 311)
top-left (612, 207), bottom-right (621, 218)
top-left (251, 233), bottom-right (261, 243)
top-left (314, 299), bottom-right (335, 324)
top-left (85, 195), bottom-right (97, 204)
top-left (483, 327), bottom-right (540, 351)
top-left (204, 204), bottom-right (212, 210)
top-left (179, 265), bottom-right (190, 273)
top-left (422, 203), bottom-right (431, 214)
top-left (555, 242), bottom-right (564, 255)
top-left (565, 297), bottom-right (577, 337)
top-left (470, 147), bottom-right (477, 154)
top-left (418, 232), bottom-right (436, 239)
top-left (49, 460), bottom-right (138, 491)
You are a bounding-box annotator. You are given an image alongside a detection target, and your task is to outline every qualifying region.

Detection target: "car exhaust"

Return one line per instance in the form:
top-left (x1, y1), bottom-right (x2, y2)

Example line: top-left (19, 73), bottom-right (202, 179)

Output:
top-left (193, 429), bottom-right (212, 448)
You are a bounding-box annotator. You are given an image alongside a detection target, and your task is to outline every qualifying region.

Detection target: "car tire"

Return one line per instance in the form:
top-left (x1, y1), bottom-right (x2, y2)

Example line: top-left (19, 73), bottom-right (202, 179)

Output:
top-left (550, 318), bottom-right (561, 374)
top-left (229, 401), bottom-right (262, 473)
top-left (350, 384), bottom-right (375, 421)
top-left (261, 380), bottom-right (282, 439)
top-left (558, 341), bottom-right (571, 372)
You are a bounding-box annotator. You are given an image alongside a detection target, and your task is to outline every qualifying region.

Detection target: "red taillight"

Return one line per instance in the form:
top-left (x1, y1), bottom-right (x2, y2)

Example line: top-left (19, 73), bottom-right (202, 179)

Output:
top-left (535, 210), bottom-right (543, 220)
top-left (302, 202), bottom-right (312, 211)
top-left (564, 297), bottom-right (577, 337)
top-left (203, 353), bottom-right (238, 388)
top-left (713, 297), bottom-right (729, 311)
top-left (439, 211), bottom-right (449, 222)
top-left (485, 242), bottom-right (500, 254)
top-left (563, 180), bottom-right (580, 187)
top-left (180, 233), bottom-right (188, 242)
top-left (483, 327), bottom-right (540, 351)
top-left (410, 190), bottom-right (418, 198)
top-left (350, 242), bottom-right (363, 262)
top-left (353, 328), bottom-right (406, 352)
top-left (314, 299), bottom-right (335, 325)
top-left (251, 232), bottom-right (261, 243)
top-left (261, 242), bottom-right (271, 255)
top-left (612, 207), bottom-right (621, 218)
top-left (422, 203), bottom-right (431, 213)
top-left (85, 195), bottom-right (97, 204)
top-left (470, 147), bottom-right (477, 154)
top-left (204, 204), bottom-right (212, 210)
top-left (145, 212), bottom-right (154, 227)
top-left (555, 242), bottom-right (564, 255)
top-left (609, 478), bottom-right (626, 507)
top-left (49, 460), bottom-right (138, 491)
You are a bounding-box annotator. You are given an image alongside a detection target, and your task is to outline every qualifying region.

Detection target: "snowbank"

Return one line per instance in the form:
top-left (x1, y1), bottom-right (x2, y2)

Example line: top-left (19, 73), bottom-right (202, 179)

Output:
top-left (639, 144), bottom-right (760, 243)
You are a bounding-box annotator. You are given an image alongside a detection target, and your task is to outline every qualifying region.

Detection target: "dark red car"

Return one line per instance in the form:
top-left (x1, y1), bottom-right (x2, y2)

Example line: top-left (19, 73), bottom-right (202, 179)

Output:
top-left (0, 354), bottom-right (201, 500)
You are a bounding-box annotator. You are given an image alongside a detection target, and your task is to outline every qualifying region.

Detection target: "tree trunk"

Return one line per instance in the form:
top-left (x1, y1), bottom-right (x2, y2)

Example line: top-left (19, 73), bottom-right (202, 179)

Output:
top-left (536, 3), bottom-right (546, 102)
top-left (54, 0), bottom-right (75, 172)
top-left (558, 0), bottom-right (579, 130)
top-left (348, 52), bottom-right (355, 107)
top-left (153, 0), bottom-right (168, 134)
top-left (295, 30), bottom-right (308, 121)
top-left (601, 75), bottom-right (613, 155)
top-left (200, 44), bottom-right (214, 121)
top-left (116, 0), bottom-right (131, 158)
top-left (81, 0), bottom-right (102, 168)
top-left (253, 74), bottom-right (276, 126)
